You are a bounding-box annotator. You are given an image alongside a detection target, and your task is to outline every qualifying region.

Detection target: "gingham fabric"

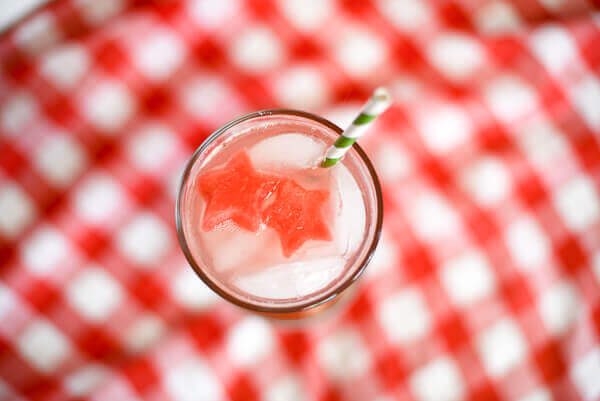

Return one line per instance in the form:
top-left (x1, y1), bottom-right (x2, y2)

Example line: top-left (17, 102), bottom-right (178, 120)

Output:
top-left (1, 0), bottom-right (600, 400)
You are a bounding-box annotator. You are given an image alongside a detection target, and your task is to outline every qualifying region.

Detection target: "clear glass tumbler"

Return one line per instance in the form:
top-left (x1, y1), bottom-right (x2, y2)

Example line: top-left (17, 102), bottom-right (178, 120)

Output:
top-left (176, 109), bottom-right (383, 319)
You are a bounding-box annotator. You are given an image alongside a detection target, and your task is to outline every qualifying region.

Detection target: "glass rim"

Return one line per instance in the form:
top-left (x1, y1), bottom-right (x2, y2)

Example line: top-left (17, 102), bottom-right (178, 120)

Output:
top-left (175, 109), bottom-right (383, 314)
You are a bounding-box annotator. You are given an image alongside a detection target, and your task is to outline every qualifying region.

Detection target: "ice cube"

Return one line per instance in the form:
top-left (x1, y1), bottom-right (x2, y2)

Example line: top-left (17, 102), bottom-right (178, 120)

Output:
top-left (233, 256), bottom-right (345, 299)
top-left (294, 257), bottom-right (345, 297)
top-left (249, 133), bottom-right (325, 170)
top-left (332, 164), bottom-right (366, 255)
top-left (201, 222), bottom-right (270, 272)
top-left (233, 265), bottom-right (293, 299)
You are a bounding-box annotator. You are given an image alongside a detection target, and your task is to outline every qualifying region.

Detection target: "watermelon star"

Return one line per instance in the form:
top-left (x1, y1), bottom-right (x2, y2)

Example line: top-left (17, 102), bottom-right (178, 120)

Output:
top-left (262, 179), bottom-right (332, 257)
top-left (197, 152), bottom-right (279, 232)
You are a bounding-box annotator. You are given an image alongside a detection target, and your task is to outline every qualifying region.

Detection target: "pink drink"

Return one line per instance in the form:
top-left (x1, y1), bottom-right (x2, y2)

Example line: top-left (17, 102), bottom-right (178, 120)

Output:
top-left (177, 110), bottom-right (382, 317)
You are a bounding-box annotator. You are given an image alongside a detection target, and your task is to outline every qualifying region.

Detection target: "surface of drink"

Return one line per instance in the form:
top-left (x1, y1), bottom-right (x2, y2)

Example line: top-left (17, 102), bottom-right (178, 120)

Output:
top-left (177, 110), bottom-right (382, 317)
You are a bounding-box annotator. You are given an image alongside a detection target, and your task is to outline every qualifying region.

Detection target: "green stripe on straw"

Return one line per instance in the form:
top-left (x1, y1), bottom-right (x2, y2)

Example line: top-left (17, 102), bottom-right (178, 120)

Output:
top-left (321, 158), bottom-right (340, 168)
top-left (334, 136), bottom-right (357, 148)
top-left (321, 87), bottom-right (392, 168)
top-left (352, 113), bottom-right (376, 125)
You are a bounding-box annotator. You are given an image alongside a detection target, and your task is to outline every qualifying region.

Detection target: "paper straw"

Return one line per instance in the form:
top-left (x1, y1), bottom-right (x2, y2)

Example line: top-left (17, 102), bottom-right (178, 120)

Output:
top-left (321, 87), bottom-right (392, 167)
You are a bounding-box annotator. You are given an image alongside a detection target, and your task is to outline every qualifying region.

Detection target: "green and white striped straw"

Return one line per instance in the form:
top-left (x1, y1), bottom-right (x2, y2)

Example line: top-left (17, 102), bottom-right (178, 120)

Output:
top-left (321, 87), bottom-right (392, 168)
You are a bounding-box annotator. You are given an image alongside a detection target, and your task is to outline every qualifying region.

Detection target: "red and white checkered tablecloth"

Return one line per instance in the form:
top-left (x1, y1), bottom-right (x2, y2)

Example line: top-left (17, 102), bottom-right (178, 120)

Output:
top-left (1, 0), bottom-right (600, 400)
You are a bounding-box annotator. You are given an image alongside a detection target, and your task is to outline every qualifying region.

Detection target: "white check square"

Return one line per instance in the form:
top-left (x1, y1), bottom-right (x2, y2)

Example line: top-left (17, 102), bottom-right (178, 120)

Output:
top-left (165, 358), bottom-right (223, 401)
top-left (67, 266), bottom-right (123, 323)
top-left (538, 280), bottom-right (581, 336)
top-left (117, 213), bottom-right (170, 267)
top-left (226, 316), bottom-right (274, 366)
top-left (132, 29), bottom-right (186, 81)
top-left (18, 319), bottom-right (72, 373)
top-left (35, 134), bottom-right (87, 188)
top-left (441, 251), bottom-right (496, 307)
top-left (553, 176), bottom-right (600, 232)
top-left (505, 217), bottom-right (550, 271)
top-left (317, 328), bottom-right (371, 382)
top-left (378, 288), bottom-right (431, 344)
top-left (477, 318), bottom-right (528, 377)
top-left (0, 183), bottom-right (35, 239)
top-left (570, 348), bottom-right (600, 401)
top-left (21, 226), bottom-right (70, 275)
top-left (410, 357), bottom-right (464, 401)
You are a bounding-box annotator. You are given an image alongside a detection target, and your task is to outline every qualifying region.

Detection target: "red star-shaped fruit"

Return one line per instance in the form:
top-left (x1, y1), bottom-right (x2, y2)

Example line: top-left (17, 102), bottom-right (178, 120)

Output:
top-left (262, 179), bottom-right (332, 257)
top-left (197, 152), bottom-right (279, 232)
